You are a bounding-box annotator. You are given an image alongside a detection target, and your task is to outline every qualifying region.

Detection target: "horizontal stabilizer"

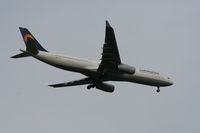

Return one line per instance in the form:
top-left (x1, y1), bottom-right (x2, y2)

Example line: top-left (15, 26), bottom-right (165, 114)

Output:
top-left (11, 52), bottom-right (30, 58)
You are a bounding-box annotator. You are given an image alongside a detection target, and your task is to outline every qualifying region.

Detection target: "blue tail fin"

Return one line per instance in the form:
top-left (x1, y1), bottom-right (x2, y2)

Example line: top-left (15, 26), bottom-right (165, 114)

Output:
top-left (19, 27), bottom-right (48, 52)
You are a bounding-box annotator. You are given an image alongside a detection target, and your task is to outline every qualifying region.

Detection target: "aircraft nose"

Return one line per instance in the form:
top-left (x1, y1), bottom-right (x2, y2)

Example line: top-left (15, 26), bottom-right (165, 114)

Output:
top-left (168, 80), bottom-right (173, 86)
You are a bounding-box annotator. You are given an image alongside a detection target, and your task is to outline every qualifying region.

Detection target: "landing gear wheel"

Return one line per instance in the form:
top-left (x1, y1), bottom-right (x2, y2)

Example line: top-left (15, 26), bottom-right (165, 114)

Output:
top-left (87, 85), bottom-right (92, 89)
top-left (156, 87), bottom-right (160, 93)
top-left (87, 84), bottom-right (96, 90)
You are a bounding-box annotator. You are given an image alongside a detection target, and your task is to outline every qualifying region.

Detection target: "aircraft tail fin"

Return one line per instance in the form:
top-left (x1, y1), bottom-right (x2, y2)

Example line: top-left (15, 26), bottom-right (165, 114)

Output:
top-left (19, 27), bottom-right (48, 53)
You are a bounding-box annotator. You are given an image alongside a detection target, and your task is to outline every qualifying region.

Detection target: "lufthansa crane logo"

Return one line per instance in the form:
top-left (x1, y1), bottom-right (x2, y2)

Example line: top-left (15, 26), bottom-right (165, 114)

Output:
top-left (24, 34), bottom-right (34, 42)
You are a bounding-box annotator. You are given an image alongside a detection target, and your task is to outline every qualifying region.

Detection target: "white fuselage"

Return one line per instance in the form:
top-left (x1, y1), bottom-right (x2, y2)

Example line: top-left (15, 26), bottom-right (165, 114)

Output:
top-left (33, 51), bottom-right (173, 87)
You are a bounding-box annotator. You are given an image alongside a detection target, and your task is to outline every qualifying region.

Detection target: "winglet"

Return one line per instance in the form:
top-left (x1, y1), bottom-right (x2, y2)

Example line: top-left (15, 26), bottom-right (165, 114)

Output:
top-left (106, 20), bottom-right (111, 27)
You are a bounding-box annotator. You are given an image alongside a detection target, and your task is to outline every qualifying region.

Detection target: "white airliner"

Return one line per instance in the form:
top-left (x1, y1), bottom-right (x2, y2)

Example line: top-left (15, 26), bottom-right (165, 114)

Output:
top-left (12, 21), bottom-right (173, 93)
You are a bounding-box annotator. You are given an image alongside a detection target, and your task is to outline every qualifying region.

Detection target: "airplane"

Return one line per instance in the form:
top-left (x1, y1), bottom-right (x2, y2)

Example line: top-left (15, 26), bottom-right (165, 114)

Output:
top-left (11, 21), bottom-right (173, 93)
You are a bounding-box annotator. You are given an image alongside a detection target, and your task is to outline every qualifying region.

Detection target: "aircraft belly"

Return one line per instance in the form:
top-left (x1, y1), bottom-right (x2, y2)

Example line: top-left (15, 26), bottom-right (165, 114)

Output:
top-left (106, 71), bottom-right (166, 87)
top-left (129, 72), bottom-right (169, 87)
top-left (129, 75), bottom-right (159, 86)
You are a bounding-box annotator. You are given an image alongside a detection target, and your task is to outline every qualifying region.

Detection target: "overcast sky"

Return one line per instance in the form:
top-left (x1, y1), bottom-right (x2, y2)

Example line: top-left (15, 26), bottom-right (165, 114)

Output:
top-left (1, 0), bottom-right (200, 133)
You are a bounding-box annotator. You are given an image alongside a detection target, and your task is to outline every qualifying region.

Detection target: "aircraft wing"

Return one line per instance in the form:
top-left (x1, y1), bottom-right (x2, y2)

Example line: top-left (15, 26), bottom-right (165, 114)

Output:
top-left (98, 21), bottom-right (122, 72)
top-left (48, 78), bottom-right (92, 88)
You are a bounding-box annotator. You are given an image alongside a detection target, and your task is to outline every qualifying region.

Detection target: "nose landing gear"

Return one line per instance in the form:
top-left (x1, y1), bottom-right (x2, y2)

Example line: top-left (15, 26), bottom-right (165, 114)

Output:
top-left (156, 86), bottom-right (160, 93)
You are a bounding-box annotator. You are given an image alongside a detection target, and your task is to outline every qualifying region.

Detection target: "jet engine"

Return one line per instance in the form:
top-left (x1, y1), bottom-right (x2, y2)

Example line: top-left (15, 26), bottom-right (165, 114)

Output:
top-left (96, 83), bottom-right (115, 93)
top-left (118, 64), bottom-right (136, 74)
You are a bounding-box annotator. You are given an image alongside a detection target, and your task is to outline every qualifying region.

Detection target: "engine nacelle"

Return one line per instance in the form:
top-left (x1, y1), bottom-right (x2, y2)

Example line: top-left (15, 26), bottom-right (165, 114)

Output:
top-left (118, 64), bottom-right (136, 74)
top-left (96, 83), bottom-right (115, 93)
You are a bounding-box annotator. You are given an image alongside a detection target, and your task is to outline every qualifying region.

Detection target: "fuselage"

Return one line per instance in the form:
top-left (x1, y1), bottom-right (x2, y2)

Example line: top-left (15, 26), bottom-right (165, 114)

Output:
top-left (33, 51), bottom-right (173, 87)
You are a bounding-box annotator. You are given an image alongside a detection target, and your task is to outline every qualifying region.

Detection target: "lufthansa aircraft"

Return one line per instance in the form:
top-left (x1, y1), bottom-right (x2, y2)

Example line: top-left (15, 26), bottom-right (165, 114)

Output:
top-left (12, 21), bottom-right (173, 93)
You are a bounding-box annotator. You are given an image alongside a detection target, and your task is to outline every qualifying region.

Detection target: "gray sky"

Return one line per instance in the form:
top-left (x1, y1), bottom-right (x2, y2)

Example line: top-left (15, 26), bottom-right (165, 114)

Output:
top-left (1, 0), bottom-right (200, 133)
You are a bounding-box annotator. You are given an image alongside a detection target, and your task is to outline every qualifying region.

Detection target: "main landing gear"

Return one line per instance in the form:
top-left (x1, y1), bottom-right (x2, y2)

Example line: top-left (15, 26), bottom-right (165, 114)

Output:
top-left (156, 86), bottom-right (160, 93)
top-left (87, 84), bottom-right (96, 89)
